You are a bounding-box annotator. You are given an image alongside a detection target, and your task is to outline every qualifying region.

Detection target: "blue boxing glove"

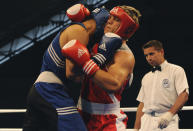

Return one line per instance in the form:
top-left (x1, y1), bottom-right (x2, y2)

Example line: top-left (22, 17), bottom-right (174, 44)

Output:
top-left (87, 7), bottom-right (110, 50)
top-left (92, 32), bottom-right (122, 66)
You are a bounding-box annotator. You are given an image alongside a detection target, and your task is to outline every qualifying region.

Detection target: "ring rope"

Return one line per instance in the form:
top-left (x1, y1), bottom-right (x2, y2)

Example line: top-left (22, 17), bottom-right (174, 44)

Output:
top-left (0, 129), bottom-right (192, 131)
top-left (0, 106), bottom-right (193, 131)
top-left (0, 106), bottom-right (193, 113)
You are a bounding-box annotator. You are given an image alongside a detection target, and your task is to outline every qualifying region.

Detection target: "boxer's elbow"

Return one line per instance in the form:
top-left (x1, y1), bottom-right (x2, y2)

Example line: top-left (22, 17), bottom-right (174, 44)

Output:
top-left (113, 80), bottom-right (123, 91)
top-left (102, 79), bottom-right (122, 92)
top-left (66, 69), bottom-right (75, 79)
top-left (66, 70), bottom-right (83, 83)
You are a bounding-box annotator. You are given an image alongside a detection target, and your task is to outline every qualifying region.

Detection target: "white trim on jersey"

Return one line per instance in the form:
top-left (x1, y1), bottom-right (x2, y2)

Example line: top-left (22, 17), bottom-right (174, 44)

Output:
top-left (77, 97), bottom-right (120, 115)
top-left (48, 43), bottom-right (65, 68)
top-left (56, 106), bottom-right (78, 115)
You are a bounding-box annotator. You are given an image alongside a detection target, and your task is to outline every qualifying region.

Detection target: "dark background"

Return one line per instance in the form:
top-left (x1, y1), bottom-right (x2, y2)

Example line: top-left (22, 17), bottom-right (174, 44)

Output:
top-left (0, 0), bottom-right (192, 129)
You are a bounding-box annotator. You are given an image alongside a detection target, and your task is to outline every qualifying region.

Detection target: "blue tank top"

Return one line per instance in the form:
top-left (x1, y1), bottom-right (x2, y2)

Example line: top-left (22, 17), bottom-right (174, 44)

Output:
top-left (40, 22), bottom-right (86, 84)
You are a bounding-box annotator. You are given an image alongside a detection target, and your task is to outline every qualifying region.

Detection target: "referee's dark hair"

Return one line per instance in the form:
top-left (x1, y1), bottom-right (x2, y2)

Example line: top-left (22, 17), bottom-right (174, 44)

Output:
top-left (142, 40), bottom-right (163, 51)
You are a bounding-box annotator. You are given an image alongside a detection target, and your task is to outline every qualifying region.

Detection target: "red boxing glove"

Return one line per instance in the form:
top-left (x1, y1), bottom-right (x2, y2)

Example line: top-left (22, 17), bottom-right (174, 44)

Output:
top-left (62, 40), bottom-right (99, 76)
top-left (66, 4), bottom-right (90, 22)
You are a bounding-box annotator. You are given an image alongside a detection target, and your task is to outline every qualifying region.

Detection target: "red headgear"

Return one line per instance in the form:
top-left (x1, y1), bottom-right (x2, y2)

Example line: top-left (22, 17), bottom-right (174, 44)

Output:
top-left (110, 7), bottom-right (139, 39)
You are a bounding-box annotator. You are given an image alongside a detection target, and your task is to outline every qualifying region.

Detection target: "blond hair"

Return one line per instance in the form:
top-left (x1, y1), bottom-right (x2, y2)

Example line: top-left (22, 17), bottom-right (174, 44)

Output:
top-left (119, 5), bottom-right (141, 24)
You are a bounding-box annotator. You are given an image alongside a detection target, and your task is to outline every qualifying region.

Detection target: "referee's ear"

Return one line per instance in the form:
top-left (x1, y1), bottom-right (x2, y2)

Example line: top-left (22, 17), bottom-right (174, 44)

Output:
top-left (160, 48), bottom-right (164, 57)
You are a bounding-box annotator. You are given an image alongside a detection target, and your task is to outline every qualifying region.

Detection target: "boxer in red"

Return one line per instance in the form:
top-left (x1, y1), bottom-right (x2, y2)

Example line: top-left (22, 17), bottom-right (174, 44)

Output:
top-left (62, 5), bottom-right (141, 131)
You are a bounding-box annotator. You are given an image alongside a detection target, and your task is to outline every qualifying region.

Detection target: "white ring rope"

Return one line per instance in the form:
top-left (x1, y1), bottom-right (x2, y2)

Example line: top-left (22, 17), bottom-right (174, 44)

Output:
top-left (0, 129), bottom-right (192, 131)
top-left (122, 106), bottom-right (193, 112)
top-left (0, 106), bottom-right (193, 113)
top-left (0, 106), bottom-right (193, 131)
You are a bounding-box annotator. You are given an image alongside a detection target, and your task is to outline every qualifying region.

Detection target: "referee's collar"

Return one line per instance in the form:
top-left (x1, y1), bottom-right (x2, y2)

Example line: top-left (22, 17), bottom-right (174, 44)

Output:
top-left (159, 60), bottom-right (168, 70)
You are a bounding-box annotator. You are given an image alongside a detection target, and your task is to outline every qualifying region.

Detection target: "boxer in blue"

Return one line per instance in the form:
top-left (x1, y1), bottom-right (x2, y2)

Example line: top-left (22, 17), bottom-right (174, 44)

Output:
top-left (22, 4), bottom-right (110, 131)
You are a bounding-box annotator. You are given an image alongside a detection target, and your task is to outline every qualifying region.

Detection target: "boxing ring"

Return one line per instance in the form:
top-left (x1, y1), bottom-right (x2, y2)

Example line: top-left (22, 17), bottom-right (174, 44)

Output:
top-left (0, 106), bottom-right (193, 131)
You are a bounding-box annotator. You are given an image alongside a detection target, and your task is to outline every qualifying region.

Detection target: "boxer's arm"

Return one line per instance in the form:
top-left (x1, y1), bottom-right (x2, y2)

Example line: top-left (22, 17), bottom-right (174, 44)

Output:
top-left (91, 49), bottom-right (135, 92)
top-left (66, 59), bottom-right (84, 82)
top-left (60, 24), bottom-right (89, 47)
top-left (62, 39), bottom-right (99, 77)
top-left (60, 25), bottom-right (89, 80)
top-left (63, 32), bottom-right (123, 81)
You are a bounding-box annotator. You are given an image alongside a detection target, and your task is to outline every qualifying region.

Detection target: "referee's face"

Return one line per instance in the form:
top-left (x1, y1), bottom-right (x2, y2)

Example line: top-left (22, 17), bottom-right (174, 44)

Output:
top-left (144, 47), bottom-right (164, 66)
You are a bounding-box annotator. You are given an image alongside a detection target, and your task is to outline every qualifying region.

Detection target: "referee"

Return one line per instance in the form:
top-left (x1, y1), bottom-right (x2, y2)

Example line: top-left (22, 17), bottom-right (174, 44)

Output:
top-left (134, 40), bottom-right (189, 131)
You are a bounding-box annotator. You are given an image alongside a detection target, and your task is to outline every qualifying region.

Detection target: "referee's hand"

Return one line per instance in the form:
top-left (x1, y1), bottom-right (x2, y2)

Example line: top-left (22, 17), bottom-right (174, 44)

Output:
top-left (157, 111), bottom-right (174, 129)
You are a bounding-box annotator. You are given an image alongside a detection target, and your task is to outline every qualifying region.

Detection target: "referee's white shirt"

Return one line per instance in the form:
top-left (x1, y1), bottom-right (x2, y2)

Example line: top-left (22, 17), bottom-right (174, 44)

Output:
top-left (137, 60), bottom-right (189, 113)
